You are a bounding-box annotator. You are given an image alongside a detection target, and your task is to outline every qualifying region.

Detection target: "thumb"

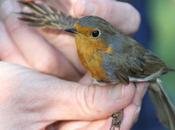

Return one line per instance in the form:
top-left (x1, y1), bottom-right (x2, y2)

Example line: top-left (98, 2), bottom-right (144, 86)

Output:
top-left (41, 75), bottom-right (136, 122)
top-left (0, 62), bottom-right (136, 129)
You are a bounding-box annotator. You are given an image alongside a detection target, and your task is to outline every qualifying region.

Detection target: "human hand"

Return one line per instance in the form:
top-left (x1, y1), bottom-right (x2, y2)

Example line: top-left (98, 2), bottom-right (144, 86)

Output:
top-left (0, 62), bottom-right (145, 130)
top-left (0, 0), bottom-right (147, 130)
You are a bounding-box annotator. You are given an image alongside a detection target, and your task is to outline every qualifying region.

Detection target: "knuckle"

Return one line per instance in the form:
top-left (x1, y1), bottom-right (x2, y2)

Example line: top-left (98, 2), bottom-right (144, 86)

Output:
top-left (84, 85), bottom-right (98, 111)
top-left (75, 84), bottom-right (105, 117)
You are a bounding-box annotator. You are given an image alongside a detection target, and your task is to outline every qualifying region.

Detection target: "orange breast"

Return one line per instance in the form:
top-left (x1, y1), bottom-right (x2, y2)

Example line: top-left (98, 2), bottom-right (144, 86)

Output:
top-left (75, 34), bottom-right (109, 81)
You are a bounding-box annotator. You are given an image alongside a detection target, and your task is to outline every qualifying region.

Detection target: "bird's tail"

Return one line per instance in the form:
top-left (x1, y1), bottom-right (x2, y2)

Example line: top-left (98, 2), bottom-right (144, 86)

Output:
top-left (148, 79), bottom-right (175, 130)
top-left (166, 67), bottom-right (175, 72)
top-left (18, 1), bottom-right (77, 29)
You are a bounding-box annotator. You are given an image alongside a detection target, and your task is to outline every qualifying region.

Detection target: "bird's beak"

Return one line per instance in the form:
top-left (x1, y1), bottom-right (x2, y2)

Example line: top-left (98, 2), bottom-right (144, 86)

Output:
top-left (64, 28), bottom-right (77, 34)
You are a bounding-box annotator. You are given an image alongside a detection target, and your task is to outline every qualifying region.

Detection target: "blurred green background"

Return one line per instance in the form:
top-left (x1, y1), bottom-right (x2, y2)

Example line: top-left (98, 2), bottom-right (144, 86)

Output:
top-left (149, 0), bottom-right (175, 102)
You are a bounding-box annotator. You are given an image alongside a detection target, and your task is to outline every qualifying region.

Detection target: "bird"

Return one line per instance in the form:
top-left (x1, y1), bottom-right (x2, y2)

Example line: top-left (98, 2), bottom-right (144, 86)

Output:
top-left (18, 1), bottom-right (175, 130)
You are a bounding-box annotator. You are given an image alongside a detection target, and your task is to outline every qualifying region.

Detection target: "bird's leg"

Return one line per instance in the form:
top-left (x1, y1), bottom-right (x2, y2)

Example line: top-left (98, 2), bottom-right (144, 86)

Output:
top-left (110, 110), bottom-right (123, 130)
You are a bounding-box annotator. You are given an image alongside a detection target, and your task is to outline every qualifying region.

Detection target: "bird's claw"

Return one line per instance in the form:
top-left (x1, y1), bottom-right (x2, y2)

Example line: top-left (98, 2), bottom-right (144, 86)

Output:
top-left (110, 111), bottom-right (123, 130)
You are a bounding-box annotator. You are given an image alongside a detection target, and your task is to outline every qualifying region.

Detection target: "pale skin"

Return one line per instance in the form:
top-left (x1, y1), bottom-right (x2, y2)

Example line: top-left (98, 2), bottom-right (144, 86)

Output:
top-left (0, 0), bottom-right (148, 130)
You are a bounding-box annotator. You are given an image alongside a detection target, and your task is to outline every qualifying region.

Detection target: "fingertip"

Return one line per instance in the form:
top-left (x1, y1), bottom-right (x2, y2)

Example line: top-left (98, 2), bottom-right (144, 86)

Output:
top-left (103, 1), bottom-right (141, 34)
top-left (119, 2), bottom-right (141, 34)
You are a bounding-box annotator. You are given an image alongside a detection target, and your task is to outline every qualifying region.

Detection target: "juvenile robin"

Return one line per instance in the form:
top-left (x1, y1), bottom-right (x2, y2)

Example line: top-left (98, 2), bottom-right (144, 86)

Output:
top-left (18, 1), bottom-right (175, 130)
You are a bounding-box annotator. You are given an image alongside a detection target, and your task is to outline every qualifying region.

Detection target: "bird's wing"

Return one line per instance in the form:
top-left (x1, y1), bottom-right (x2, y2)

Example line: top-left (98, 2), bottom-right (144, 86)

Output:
top-left (113, 36), bottom-right (168, 82)
top-left (18, 1), bottom-right (78, 29)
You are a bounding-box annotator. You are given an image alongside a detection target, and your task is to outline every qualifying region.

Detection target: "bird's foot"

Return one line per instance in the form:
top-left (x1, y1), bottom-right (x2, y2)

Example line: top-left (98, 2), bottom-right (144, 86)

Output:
top-left (110, 111), bottom-right (123, 130)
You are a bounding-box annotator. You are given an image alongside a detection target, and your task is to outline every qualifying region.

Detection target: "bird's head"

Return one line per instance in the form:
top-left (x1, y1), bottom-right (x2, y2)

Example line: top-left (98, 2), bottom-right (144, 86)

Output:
top-left (65, 16), bottom-right (118, 53)
top-left (65, 16), bottom-right (116, 40)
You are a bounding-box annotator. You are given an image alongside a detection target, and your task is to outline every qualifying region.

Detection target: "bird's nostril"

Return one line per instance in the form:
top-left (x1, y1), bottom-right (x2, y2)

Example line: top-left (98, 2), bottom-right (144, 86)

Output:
top-left (64, 28), bottom-right (77, 34)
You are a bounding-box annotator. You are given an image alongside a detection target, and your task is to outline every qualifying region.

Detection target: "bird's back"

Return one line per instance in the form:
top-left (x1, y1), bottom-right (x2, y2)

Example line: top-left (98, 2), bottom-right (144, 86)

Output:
top-left (104, 34), bottom-right (171, 83)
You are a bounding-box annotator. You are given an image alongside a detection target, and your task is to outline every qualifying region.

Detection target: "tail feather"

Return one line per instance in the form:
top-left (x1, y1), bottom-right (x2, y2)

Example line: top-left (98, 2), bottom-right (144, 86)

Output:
top-left (18, 1), bottom-right (77, 29)
top-left (166, 67), bottom-right (175, 72)
top-left (148, 79), bottom-right (175, 130)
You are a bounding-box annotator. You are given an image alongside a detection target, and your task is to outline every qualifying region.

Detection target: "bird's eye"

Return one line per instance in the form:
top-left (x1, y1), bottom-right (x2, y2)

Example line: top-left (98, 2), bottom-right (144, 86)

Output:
top-left (91, 30), bottom-right (100, 37)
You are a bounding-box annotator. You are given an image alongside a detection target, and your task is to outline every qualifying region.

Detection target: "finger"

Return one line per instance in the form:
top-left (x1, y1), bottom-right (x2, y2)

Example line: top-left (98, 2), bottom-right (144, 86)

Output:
top-left (0, 21), bottom-right (28, 66)
top-left (43, 82), bottom-right (136, 121)
top-left (38, 29), bottom-right (86, 74)
top-left (22, 0), bottom-right (86, 74)
top-left (132, 82), bottom-right (149, 106)
top-left (3, 0), bottom-right (81, 80)
top-left (66, 0), bottom-right (140, 34)
top-left (120, 83), bottom-right (149, 130)
top-left (0, 62), bottom-right (136, 122)
top-left (120, 104), bottom-right (140, 130)
top-left (39, 0), bottom-right (140, 34)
